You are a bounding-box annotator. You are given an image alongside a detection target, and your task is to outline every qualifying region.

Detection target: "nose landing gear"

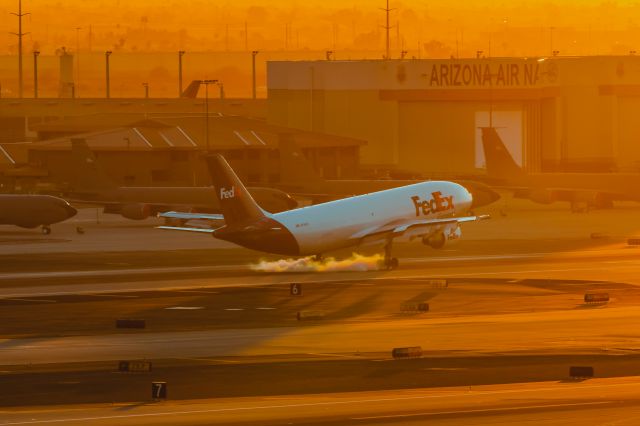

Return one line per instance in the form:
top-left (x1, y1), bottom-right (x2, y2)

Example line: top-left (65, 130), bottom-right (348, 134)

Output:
top-left (41, 225), bottom-right (51, 235)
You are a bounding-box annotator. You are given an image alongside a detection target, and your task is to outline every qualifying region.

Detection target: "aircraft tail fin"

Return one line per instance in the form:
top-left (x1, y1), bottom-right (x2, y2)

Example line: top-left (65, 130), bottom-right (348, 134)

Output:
top-left (180, 80), bottom-right (201, 98)
top-left (480, 127), bottom-right (527, 180)
top-left (70, 138), bottom-right (117, 191)
top-left (205, 154), bottom-right (266, 226)
top-left (278, 133), bottom-right (324, 184)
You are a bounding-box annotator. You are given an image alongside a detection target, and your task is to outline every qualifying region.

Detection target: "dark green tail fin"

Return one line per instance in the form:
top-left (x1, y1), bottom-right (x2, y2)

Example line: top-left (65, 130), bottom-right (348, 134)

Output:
top-left (480, 127), bottom-right (527, 180)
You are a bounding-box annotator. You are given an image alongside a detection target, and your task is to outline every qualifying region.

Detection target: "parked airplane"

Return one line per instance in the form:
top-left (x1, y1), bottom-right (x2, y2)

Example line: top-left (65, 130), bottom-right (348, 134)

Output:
top-left (277, 137), bottom-right (500, 209)
top-left (0, 194), bottom-right (77, 234)
top-left (159, 155), bottom-right (489, 269)
top-left (481, 127), bottom-right (640, 211)
top-left (67, 139), bottom-right (297, 220)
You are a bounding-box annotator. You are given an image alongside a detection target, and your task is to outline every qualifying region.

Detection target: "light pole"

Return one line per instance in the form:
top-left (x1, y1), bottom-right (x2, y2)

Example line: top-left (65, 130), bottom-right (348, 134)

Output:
top-left (251, 50), bottom-right (259, 99)
top-left (105, 50), bottom-right (112, 98)
top-left (142, 82), bottom-right (149, 98)
top-left (201, 79), bottom-right (218, 151)
top-left (178, 50), bottom-right (185, 97)
top-left (33, 50), bottom-right (39, 98)
top-left (217, 81), bottom-right (225, 100)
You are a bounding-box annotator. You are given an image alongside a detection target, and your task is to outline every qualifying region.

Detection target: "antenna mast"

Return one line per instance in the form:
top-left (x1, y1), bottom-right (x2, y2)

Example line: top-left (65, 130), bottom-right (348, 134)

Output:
top-left (11, 0), bottom-right (30, 98)
top-left (380, 0), bottom-right (395, 59)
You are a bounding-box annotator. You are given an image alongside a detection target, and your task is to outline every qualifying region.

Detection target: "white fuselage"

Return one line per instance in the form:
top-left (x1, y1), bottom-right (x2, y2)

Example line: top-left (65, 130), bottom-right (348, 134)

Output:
top-left (269, 181), bottom-right (472, 255)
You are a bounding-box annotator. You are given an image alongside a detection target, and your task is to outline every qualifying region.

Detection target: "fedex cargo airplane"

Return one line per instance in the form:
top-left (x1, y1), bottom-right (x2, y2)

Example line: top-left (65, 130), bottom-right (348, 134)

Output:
top-left (160, 155), bottom-right (489, 269)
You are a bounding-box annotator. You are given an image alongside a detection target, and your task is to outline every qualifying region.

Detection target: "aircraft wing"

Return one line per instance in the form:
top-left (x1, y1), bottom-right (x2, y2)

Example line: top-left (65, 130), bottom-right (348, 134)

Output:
top-left (159, 211), bottom-right (224, 221)
top-left (351, 215), bottom-right (490, 241)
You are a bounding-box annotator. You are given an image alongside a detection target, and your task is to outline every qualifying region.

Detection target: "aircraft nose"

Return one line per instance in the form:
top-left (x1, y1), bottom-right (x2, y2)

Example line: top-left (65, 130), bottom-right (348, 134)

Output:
top-left (65, 204), bottom-right (78, 218)
top-left (458, 181), bottom-right (500, 208)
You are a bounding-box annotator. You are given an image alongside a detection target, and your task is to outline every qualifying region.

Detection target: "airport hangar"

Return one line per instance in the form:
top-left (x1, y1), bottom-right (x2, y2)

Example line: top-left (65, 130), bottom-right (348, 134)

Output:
top-left (267, 56), bottom-right (640, 175)
top-left (0, 113), bottom-right (364, 191)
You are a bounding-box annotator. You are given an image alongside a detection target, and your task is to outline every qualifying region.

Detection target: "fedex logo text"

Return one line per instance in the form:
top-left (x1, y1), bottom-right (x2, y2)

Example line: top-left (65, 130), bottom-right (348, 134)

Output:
top-left (220, 186), bottom-right (235, 199)
top-left (411, 192), bottom-right (454, 217)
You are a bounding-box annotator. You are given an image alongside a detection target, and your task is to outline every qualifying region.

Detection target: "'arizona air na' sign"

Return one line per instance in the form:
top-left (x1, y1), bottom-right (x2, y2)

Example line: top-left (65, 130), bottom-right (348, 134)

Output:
top-left (411, 191), bottom-right (454, 217)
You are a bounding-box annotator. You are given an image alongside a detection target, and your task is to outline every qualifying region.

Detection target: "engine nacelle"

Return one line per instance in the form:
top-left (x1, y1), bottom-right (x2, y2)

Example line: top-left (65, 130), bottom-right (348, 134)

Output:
top-left (119, 203), bottom-right (151, 220)
top-left (527, 189), bottom-right (556, 204)
top-left (423, 224), bottom-right (462, 249)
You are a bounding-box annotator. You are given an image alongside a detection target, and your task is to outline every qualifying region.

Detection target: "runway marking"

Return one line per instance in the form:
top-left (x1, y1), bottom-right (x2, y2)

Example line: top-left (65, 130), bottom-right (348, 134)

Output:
top-left (256, 307), bottom-right (276, 310)
top-left (174, 290), bottom-right (219, 294)
top-left (164, 307), bottom-right (204, 310)
top-left (1, 298), bottom-right (56, 303)
top-left (351, 401), bottom-right (613, 420)
top-left (224, 308), bottom-right (244, 311)
top-left (1, 381), bottom-right (638, 425)
top-left (86, 294), bottom-right (138, 299)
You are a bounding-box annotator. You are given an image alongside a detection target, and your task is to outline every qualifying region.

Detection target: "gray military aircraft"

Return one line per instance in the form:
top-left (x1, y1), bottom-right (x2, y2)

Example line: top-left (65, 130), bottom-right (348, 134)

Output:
top-left (481, 126), bottom-right (640, 211)
top-left (67, 139), bottom-right (297, 220)
top-left (277, 137), bottom-right (500, 209)
top-left (0, 194), bottom-right (77, 234)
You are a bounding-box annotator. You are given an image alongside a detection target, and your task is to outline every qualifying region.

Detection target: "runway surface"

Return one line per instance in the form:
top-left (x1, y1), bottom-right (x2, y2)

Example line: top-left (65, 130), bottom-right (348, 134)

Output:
top-left (2, 377), bottom-right (640, 425)
top-left (3, 202), bottom-right (640, 419)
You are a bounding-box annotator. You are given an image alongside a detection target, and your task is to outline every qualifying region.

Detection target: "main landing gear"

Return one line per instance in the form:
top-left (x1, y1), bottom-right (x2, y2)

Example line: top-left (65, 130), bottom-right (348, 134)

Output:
top-left (383, 238), bottom-right (399, 270)
top-left (41, 225), bottom-right (51, 235)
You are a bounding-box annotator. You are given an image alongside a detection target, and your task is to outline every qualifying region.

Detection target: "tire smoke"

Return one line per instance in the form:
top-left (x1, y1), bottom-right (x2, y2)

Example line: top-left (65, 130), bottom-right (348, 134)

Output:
top-left (251, 253), bottom-right (384, 272)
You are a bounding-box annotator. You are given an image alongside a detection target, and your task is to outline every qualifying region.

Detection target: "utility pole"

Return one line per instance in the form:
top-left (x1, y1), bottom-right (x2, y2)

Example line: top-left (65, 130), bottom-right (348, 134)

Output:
top-left (75, 27), bottom-right (81, 97)
top-left (32, 50), bottom-right (39, 98)
top-left (251, 50), bottom-right (259, 99)
top-left (178, 50), bottom-right (185, 96)
top-left (11, 0), bottom-right (30, 98)
top-left (105, 50), bottom-right (112, 98)
top-left (142, 82), bottom-right (149, 98)
top-left (380, 0), bottom-right (394, 60)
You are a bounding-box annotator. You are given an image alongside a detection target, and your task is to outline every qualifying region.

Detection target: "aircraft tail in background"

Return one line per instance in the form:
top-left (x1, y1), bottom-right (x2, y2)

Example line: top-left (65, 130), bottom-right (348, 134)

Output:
top-left (180, 80), bottom-right (201, 98)
top-left (70, 138), bottom-right (118, 192)
top-left (480, 127), bottom-right (527, 182)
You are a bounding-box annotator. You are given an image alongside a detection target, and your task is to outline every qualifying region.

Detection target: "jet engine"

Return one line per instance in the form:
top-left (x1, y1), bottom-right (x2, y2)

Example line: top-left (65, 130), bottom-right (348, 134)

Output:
top-left (119, 203), bottom-right (152, 220)
top-left (527, 189), bottom-right (556, 204)
top-left (422, 224), bottom-right (462, 249)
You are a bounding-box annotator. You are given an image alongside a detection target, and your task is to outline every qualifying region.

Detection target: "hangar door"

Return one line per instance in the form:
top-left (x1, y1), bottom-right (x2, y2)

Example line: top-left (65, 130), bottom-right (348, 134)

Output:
top-left (398, 101), bottom-right (477, 174)
top-left (617, 97), bottom-right (640, 171)
top-left (398, 101), bottom-right (525, 174)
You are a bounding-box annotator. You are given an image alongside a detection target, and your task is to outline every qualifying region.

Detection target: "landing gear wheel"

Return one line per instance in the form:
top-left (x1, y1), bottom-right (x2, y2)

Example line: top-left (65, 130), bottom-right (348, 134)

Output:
top-left (41, 226), bottom-right (51, 235)
top-left (313, 254), bottom-right (323, 262)
top-left (386, 257), bottom-right (399, 270)
top-left (383, 237), bottom-right (398, 269)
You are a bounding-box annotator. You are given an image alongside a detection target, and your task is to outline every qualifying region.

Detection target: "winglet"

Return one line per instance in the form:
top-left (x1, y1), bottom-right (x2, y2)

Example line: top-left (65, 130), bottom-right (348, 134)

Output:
top-left (70, 138), bottom-right (117, 191)
top-left (204, 154), bottom-right (266, 226)
top-left (279, 133), bottom-right (324, 184)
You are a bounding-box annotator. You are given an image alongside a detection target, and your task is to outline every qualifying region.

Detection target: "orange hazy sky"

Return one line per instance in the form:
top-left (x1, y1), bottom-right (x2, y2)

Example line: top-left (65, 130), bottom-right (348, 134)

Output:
top-left (2, 1), bottom-right (640, 98)
top-left (2, 1), bottom-right (640, 57)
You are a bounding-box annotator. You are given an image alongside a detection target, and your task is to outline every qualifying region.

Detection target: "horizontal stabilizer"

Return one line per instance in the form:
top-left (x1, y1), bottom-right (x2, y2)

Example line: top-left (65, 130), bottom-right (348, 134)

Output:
top-left (159, 211), bottom-right (224, 221)
top-left (157, 225), bottom-right (217, 233)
